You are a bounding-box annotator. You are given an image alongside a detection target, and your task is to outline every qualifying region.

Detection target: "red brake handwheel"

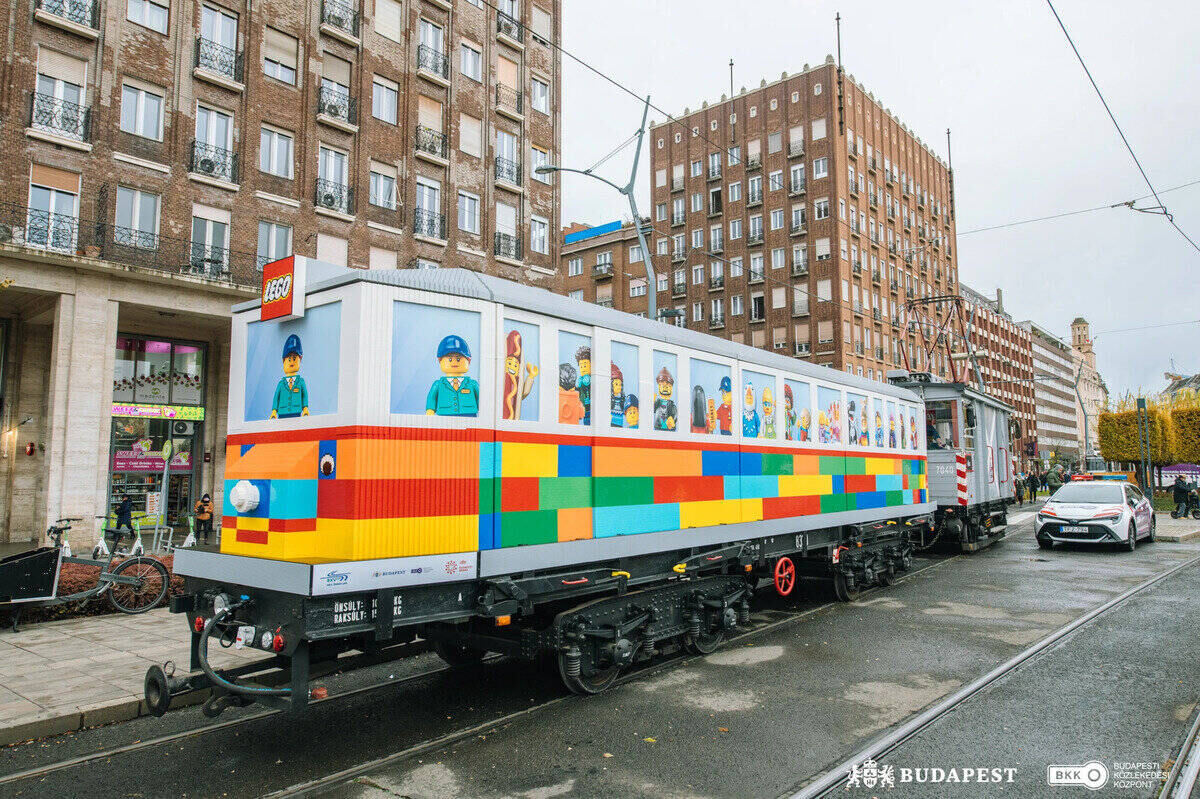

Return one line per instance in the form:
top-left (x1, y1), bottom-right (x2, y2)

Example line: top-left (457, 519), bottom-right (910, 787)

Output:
top-left (774, 556), bottom-right (796, 597)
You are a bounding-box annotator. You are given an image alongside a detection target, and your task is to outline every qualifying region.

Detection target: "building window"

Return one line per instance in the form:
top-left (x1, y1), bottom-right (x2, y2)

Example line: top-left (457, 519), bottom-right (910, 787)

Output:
top-left (769, 169), bottom-right (783, 192)
top-left (531, 216), bottom-right (549, 254)
top-left (731, 294), bottom-right (744, 316)
top-left (259, 126), bottom-right (293, 178)
top-left (729, 219), bottom-right (742, 240)
top-left (813, 157), bottom-right (828, 179)
top-left (567, 256), bottom-right (582, 276)
top-left (728, 145), bottom-right (740, 166)
top-left (120, 83), bottom-right (164, 140)
top-left (372, 76), bottom-right (398, 124)
top-left (531, 145), bottom-right (551, 182)
top-left (692, 302), bottom-right (703, 322)
top-left (729, 257), bottom-right (743, 277)
top-left (568, 289), bottom-right (583, 301)
top-left (370, 164), bottom-right (397, 209)
top-left (461, 42), bottom-right (482, 81)
top-left (630, 280), bottom-right (647, 298)
top-left (459, 112), bottom-right (482, 157)
top-left (190, 213), bottom-right (229, 273)
top-left (531, 77), bottom-right (549, 113)
top-left (27, 171), bottom-right (78, 253)
top-left (263, 28), bottom-right (298, 84)
top-left (815, 199), bottom-right (830, 220)
top-left (728, 181), bottom-right (741, 203)
top-left (812, 118), bottom-right (826, 140)
top-left (655, 203), bottom-right (667, 221)
top-left (457, 190), bottom-right (480, 233)
top-left (127, 0), bottom-right (168, 33)
top-left (770, 209), bottom-right (784, 230)
top-left (691, 193), bottom-right (703, 213)
top-left (115, 187), bottom-right (160, 249)
top-left (692, 264), bottom-right (704, 284)
top-left (257, 220), bottom-right (292, 268)
top-left (768, 132), bottom-right (782, 153)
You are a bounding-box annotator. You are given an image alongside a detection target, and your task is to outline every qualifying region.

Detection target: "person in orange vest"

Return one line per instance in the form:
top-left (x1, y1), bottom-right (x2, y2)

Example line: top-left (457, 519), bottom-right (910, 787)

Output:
top-left (193, 493), bottom-right (215, 544)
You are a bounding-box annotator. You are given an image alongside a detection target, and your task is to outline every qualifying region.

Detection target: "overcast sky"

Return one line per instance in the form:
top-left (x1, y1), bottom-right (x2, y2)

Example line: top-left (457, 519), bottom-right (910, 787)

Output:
top-left (558, 0), bottom-right (1200, 399)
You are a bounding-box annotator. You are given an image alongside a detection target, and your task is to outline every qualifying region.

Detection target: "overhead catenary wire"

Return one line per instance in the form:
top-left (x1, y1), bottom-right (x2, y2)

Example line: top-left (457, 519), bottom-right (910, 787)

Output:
top-left (1044, 0), bottom-right (1200, 255)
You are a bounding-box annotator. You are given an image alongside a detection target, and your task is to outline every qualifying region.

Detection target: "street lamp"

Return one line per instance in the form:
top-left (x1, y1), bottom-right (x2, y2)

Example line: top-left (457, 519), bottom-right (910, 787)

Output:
top-left (536, 96), bottom-right (661, 321)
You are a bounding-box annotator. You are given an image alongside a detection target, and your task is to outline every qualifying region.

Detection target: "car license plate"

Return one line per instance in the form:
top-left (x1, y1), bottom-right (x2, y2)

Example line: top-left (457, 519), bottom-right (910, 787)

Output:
top-left (1060, 525), bottom-right (1087, 533)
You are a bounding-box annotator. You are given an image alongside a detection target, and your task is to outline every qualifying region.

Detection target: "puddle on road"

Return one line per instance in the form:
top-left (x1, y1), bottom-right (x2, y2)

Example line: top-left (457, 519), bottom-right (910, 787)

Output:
top-left (841, 674), bottom-right (963, 740)
top-left (705, 645), bottom-right (786, 666)
top-left (922, 601), bottom-right (1011, 620)
top-left (636, 664), bottom-right (762, 712)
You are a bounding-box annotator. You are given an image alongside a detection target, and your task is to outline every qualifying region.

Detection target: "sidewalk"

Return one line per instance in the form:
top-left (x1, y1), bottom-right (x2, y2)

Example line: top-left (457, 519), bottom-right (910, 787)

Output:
top-left (1154, 511), bottom-right (1200, 541)
top-left (0, 607), bottom-right (267, 745)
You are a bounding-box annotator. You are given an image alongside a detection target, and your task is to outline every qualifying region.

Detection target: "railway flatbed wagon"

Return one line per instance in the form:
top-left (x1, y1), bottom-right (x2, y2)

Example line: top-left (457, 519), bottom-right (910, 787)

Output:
top-left (145, 259), bottom-right (937, 716)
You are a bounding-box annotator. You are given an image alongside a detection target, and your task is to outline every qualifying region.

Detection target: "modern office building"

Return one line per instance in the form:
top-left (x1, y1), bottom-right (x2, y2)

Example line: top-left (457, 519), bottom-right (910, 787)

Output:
top-left (1021, 320), bottom-right (1080, 465)
top-left (0, 0), bottom-right (561, 545)
top-left (564, 58), bottom-right (958, 384)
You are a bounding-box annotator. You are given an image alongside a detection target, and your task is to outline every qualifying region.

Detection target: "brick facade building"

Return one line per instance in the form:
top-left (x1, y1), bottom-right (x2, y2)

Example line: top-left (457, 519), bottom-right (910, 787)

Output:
top-left (562, 58), bottom-right (958, 386)
top-left (1022, 320), bottom-right (1080, 466)
top-left (960, 284), bottom-right (1037, 468)
top-left (0, 0), bottom-right (560, 545)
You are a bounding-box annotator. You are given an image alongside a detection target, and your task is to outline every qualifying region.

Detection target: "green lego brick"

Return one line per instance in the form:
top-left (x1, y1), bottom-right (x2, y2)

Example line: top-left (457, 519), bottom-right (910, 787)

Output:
top-left (844, 457), bottom-right (866, 475)
top-left (478, 478), bottom-right (498, 516)
top-left (820, 494), bottom-right (847, 513)
top-left (500, 509), bottom-right (558, 547)
top-left (886, 490), bottom-right (905, 506)
top-left (819, 456), bottom-right (846, 475)
top-left (593, 476), bottom-right (655, 507)
top-left (902, 460), bottom-right (913, 475)
top-left (760, 453), bottom-right (794, 476)
top-left (538, 477), bottom-right (592, 510)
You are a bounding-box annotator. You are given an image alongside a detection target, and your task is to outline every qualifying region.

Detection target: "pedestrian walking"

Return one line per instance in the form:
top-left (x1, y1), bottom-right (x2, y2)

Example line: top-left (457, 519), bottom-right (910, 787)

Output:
top-left (114, 494), bottom-right (135, 536)
top-left (1046, 465), bottom-right (1065, 495)
top-left (1027, 470), bottom-right (1040, 500)
top-left (1015, 476), bottom-right (1026, 506)
top-left (193, 493), bottom-right (215, 544)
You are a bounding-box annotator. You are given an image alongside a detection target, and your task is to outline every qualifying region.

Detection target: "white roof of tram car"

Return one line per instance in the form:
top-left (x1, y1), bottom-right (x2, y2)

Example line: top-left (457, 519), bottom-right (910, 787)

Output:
top-left (235, 265), bottom-right (925, 405)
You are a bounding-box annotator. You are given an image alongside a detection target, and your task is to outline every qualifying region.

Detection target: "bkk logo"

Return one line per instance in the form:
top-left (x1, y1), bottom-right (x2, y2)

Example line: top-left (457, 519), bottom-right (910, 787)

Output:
top-left (321, 570), bottom-right (350, 587)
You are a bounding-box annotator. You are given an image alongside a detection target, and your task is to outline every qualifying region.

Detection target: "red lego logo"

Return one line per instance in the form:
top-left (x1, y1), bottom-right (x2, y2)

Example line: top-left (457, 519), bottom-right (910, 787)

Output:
top-left (261, 256), bottom-right (296, 321)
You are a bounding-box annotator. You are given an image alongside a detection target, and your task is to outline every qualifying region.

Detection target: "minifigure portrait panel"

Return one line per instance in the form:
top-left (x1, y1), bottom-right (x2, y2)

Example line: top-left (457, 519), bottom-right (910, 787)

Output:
top-left (244, 302), bottom-right (342, 422)
top-left (391, 301), bottom-right (483, 417)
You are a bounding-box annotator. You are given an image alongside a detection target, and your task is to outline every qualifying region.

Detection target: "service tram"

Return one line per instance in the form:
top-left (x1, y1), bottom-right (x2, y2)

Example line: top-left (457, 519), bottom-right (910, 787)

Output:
top-left (143, 262), bottom-right (1013, 716)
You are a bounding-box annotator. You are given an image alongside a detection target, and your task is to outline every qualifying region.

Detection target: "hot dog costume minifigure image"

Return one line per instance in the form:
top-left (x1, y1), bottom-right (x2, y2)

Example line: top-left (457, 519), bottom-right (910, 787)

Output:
top-left (271, 334), bottom-right (309, 419)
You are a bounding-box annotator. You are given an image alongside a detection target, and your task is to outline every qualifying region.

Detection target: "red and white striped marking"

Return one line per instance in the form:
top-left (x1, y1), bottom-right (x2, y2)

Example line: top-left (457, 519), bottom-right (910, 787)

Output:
top-left (955, 452), bottom-right (969, 505)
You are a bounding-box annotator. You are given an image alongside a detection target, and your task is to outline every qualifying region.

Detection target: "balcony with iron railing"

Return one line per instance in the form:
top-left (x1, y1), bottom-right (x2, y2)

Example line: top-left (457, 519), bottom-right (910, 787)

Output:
top-left (672, 279), bottom-right (686, 296)
top-left (709, 235), bottom-right (724, 254)
top-left (671, 248), bottom-right (686, 263)
top-left (413, 207), bottom-right (446, 240)
top-left (495, 84), bottom-right (523, 118)
top-left (790, 221), bottom-right (806, 236)
top-left (34, 0), bottom-right (99, 35)
top-left (708, 164), bottom-right (721, 181)
top-left (875, 346), bottom-right (884, 359)
top-left (593, 263), bottom-right (613, 279)
top-left (30, 91), bottom-right (90, 142)
top-left (852, 262), bottom-right (863, 276)
top-left (497, 11), bottom-right (524, 43)
top-left (190, 140), bottom-right (238, 184)
top-left (495, 231), bottom-right (522, 261)
top-left (708, 201), bottom-right (723, 218)
top-left (415, 125), bottom-right (448, 161)
top-left (194, 37), bottom-right (244, 85)
top-left (596, 297), bottom-right (613, 308)
top-left (671, 176), bottom-right (684, 192)
top-left (853, 301), bottom-right (863, 315)
top-left (0, 201), bottom-right (260, 286)
top-left (788, 141), bottom-right (804, 158)
top-left (906, 288), bottom-right (915, 299)
top-left (495, 156), bottom-right (522, 186)
top-left (747, 190), bottom-right (763, 207)
top-left (746, 154), bottom-right (762, 171)
top-left (854, 342), bottom-right (865, 355)
top-left (416, 44), bottom-right (449, 83)
top-left (871, 269), bottom-right (881, 284)
top-left (314, 178), bottom-right (354, 215)
top-left (890, 279), bottom-right (899, 291)
top-left (872, 308), bottom-right (882, 321)
top-left (709, 275), bottom-right (724, 290)
top-left (793, 303), bottom-right (810, 318)
top-left (321, 0), bottom-right (359, 40)
top-left (749, 269), bottom-right (765, 284)
top-left (747, 229), bottom-right (763, 245)
top-left (789, 179), bottom-right (806, 196)
top-left (671, 212), bottom-right (684, 226)
top-left (791, 259), bottom-right (808, 276)
top-left (317, 84), bottom-right (357, 128)
top-left (709, 314), bottom-right (724, 329)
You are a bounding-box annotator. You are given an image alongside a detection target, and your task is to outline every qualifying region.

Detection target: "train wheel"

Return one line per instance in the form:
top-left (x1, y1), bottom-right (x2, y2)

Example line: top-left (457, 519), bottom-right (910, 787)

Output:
top-left (432, 640), bottom-right (486, 668)
top-left (773, 557), bottom-right (797, 597)
top-left (684, 628), bottom-right (726, 655)
top-left (878, 562), bottom-right (897, 586)
top-left (558, 648), bottom-right (622, 695)
top-left (832, 571), bottom-right (861, 602)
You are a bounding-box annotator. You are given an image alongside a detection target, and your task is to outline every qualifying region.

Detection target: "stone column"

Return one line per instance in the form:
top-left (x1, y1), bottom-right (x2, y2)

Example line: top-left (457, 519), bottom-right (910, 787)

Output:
top-left (43, 283), bottom-right (118, 546)
top-left (2, 322), bottom-right (53, 543)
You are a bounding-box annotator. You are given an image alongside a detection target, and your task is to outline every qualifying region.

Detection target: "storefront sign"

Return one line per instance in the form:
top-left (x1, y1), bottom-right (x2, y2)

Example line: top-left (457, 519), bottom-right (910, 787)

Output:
top-left (112, 446), bottom-right (192, 472)
top-left (111, 403), bottom-right (205, 421)
top-left (261, 256), bottom-right (307, 322)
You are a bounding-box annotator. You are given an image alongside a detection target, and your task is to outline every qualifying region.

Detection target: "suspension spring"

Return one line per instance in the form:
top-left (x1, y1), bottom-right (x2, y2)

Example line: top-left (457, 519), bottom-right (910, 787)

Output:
top-left (563, 645), bottom-right (581, 677)
top-left (738, 600), bottom-right (751, 626)
top-left (689, 613), bottom-right (702, 640)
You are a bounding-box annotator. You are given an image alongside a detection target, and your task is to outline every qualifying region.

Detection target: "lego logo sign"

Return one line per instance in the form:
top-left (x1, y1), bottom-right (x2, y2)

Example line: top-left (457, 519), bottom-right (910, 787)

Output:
top-left (260, 256), bottom-right (306, 321)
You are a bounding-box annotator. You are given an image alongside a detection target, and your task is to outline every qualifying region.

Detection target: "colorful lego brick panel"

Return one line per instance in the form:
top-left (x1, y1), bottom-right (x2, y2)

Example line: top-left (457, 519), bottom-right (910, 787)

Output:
top-left (221, 427), bottom-right (927, 563)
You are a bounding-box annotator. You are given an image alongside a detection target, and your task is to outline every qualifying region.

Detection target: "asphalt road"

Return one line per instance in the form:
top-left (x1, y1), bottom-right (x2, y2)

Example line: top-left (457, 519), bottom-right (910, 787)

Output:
top-left (4, 504), bottom-right (1197, 799)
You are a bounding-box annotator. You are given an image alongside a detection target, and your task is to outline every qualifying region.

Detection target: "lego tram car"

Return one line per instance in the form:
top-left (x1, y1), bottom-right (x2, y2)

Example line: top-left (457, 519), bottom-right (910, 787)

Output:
top-left (144, 261), bottom-right (1008, 716)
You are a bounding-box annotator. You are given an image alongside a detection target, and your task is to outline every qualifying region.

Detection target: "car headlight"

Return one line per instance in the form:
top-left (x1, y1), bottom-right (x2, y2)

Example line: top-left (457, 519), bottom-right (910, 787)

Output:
top-left (1092, 514), bottom-right (1121, 524)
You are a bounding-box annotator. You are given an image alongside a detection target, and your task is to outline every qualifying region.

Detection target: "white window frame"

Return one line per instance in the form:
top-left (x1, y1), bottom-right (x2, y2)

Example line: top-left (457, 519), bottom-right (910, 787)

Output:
top-left (457, 189), bottom-right (480, 234)
top-left (531, 215), bottom-right (549, 254)
top-left (120, 83), bottom-right (164, 141)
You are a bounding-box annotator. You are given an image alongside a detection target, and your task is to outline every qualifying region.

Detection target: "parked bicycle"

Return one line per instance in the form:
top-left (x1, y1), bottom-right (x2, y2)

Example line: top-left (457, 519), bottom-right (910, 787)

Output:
top-left (0, 518), bottom-right (170, 631)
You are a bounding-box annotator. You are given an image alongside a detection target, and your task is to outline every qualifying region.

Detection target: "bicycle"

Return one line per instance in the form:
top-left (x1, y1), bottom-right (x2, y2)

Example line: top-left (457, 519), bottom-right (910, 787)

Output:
top-left (1, 518), bottom-right (170, 632)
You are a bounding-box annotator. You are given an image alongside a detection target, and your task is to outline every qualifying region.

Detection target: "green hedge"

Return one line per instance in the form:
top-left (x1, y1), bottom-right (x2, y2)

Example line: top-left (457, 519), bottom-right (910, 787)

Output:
top-left (1098, 408), bottom-right (1173, 465)
top-left (1172, 407), bottom-right (1200, 463)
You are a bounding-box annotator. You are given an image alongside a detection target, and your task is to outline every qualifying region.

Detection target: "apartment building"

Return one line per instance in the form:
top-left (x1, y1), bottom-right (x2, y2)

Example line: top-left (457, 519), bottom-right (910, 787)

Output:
top-left (1070, 317), bottom-right (1108, 456)
top-left (567, 58), bottom-right (958, 383)
top-left (0, 0), bottom-right (560, 545)
top-left (959, 284), bottom-right (1037, 467)
top-left (559, 220), bottom-right (653, 309)
top-left (1021, 321), bottom-right (1080, 465)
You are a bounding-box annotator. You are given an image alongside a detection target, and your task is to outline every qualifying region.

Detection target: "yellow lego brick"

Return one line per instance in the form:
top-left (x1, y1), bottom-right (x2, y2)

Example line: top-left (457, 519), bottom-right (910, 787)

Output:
top-left (678, 498), bottom-right (742, 529)
top-left (314, 515), bottom-right (479, 560)
top-left (918, 474), bottom-right (927, 490)
top-left (231, 516), bottom-right (269, 532)
top-left (499, 442), bottom-right (559, 478)
top-left (865, 457), bottom-right (896, 475)
top-left (739, 498), bottom-right (764, 523)
top-left (778, 474), bottom-right (834, 496)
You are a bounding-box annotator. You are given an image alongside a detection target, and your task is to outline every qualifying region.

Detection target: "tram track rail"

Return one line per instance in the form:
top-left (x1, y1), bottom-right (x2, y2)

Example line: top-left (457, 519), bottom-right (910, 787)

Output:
top-left (1160, 702), bottom-right (1200, 799)
top-left (786, 550), bottom-right (1200, 799)
top-left (0, 550), bottom-right (962, 793)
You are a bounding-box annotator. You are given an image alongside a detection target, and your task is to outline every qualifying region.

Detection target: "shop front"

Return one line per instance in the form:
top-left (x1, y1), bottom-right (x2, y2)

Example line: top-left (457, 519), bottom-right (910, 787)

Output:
top-left (108, 336), bottom-right (207, 530)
